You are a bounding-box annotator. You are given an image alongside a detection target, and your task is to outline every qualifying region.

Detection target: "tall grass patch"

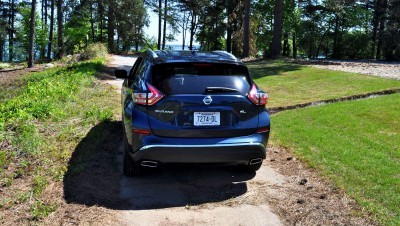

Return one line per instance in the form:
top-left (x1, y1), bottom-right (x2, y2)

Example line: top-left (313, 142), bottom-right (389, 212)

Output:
top-left (271, 94), bottom-right (400, 225)
top-left (247, 60), bottom-right (400, 108)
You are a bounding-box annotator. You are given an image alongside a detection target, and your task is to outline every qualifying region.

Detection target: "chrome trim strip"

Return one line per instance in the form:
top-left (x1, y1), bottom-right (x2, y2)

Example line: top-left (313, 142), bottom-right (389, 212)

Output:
top-left (139, 143), bottom-right (265, 151)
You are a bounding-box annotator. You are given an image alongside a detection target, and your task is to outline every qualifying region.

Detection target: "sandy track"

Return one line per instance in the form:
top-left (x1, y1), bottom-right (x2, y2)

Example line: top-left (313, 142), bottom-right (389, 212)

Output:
top-left (304, 60), bottom-right (400, 80)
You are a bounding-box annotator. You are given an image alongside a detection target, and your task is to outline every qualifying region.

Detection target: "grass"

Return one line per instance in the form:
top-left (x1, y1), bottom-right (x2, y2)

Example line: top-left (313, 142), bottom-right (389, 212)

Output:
top-left (246, 60), bottom-right (400, 108)
top-left (250, 60), bottom-right (400, 224)
top-left (0, 58), bottom-right (120, 221)
top-left (271, 94), bottom-right (400, 225)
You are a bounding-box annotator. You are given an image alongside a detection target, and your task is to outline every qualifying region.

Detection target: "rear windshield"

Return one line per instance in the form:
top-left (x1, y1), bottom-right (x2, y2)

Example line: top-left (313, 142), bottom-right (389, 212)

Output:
top-left (151, 63), bottom-right (251, 95)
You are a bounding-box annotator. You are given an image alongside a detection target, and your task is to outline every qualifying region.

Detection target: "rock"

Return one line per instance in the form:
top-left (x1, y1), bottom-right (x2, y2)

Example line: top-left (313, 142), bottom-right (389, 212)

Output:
top-left (319, 194), bottom-right (327, 199)
top-left (299, 178), bottom-right (308, 185)
top-left (44, 63), bottom-right (55, 68)
top-left (307, 186), bottom-right (314, 190)
top-left (286, 156), bottom-right (294, 161)
top-left (297, 199), bottom-right (305, 204)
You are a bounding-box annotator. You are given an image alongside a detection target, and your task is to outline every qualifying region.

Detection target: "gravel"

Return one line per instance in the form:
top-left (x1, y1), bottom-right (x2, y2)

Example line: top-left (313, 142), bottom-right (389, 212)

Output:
top-left (303, 60), bottom-right (400, 80)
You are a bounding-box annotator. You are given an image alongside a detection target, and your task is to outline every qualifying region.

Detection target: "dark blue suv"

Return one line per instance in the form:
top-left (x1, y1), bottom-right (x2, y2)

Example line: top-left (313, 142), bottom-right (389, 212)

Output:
top-left (115, 50), bottom-right (270, 176)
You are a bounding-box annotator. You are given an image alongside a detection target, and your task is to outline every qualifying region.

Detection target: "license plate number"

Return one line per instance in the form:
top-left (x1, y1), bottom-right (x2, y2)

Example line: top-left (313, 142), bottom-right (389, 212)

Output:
top-left (194, 112), bottom-right (220, 126)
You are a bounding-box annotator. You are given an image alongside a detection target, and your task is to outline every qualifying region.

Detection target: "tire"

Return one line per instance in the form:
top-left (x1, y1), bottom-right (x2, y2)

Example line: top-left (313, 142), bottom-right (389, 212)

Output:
top-left (123, 136), bottom-right (141, 177)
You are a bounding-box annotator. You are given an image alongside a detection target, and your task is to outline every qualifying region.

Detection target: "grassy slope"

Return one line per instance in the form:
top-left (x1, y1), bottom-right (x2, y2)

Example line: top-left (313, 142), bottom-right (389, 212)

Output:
top-left (246, 61), bottom-right (400, 108)
top-left (271, 93), bottom-right (400, 225)
top-left (0, 58), bottom-right (120, 221)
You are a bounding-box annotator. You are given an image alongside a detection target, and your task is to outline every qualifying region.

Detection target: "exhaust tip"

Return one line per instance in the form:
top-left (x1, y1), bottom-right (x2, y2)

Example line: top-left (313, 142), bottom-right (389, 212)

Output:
top-left (141, 161), bottom-right (158, 168)
top-left (249, 158), bottom-right (263, 165)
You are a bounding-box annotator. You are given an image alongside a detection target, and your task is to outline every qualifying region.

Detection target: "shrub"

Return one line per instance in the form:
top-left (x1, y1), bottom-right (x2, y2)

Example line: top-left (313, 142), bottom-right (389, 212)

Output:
top-left (79, 43), bottom-right (108, 61)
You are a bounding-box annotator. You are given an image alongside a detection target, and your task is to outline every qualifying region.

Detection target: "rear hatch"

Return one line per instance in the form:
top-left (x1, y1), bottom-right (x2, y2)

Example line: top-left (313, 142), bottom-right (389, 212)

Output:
top-left (147, 63), bottom-right (259, 138)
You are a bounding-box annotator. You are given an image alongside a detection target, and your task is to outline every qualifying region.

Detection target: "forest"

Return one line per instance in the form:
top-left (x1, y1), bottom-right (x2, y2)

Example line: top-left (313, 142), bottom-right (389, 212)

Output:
top-left (0, 0), bottom-right (399, 66)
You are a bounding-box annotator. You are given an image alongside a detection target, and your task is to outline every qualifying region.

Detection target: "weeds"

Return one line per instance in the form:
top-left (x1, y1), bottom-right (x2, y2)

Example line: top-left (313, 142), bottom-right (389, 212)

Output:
top-left (0, 57), bottom-right (120, 222)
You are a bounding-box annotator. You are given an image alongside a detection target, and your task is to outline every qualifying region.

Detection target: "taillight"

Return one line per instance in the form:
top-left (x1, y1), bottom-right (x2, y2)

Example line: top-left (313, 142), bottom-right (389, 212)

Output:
top-left (133, 82), bottom-right (164, 106)
top-left (257, 127), bottom-right (270, 133)
top-left (133, 129), bottom-right (151, 135)
top-left (248, 83), bottom-right (268, 105)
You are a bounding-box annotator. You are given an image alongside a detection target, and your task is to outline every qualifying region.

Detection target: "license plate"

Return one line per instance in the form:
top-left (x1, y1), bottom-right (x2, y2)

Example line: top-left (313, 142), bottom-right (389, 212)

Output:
top-left (194, 112), bottom-right (220, 126)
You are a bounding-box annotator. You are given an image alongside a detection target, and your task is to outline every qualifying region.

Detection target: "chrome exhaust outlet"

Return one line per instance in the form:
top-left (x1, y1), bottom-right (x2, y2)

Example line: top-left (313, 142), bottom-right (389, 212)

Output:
top-left (249, 158), bottom-right (263, 165)
top-left (141, 161), bottom-right (158, 168)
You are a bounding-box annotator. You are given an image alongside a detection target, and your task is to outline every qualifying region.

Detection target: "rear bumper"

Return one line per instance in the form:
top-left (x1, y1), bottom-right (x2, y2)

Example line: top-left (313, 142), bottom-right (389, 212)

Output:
top-left (135, 143), bottom-right (265, 164)
top-left (127, 133), bottom-right (269, 165)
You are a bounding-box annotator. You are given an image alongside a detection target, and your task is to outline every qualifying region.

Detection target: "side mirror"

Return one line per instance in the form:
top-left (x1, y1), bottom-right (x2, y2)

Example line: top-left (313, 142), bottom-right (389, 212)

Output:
top-left (115, 69), bottom-right (128, 79)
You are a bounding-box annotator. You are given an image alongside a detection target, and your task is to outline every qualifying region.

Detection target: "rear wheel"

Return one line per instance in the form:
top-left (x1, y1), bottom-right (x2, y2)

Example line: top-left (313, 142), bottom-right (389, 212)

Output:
top-left (123, 136), bottom-right (141, 177)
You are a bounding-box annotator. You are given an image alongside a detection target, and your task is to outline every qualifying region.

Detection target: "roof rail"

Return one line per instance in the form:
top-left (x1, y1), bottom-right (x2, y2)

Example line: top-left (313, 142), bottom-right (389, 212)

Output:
top-left (212, 51), bottom-right (238, 61)
top-left (147, 50), bottom-right (159, 58)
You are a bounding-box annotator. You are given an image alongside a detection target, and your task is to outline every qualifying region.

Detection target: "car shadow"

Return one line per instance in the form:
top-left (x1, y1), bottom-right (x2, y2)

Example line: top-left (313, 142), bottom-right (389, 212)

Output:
top-left (63, 121), bottom-right (255, 210)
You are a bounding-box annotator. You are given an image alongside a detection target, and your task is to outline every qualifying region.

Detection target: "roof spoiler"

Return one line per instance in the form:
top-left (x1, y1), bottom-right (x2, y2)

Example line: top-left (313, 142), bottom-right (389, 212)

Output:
top-left (212, 51), bottom-right (238, 61)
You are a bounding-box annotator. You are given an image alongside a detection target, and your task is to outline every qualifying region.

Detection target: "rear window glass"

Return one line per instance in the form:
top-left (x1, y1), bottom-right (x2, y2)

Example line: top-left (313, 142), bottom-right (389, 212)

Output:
top-left (151, 63), bottom-right (251, 95)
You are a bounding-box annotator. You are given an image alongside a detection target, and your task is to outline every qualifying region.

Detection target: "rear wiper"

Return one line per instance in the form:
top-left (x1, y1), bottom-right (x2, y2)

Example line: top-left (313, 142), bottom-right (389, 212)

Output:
top-left (205, 87), bottom-right (239, 93)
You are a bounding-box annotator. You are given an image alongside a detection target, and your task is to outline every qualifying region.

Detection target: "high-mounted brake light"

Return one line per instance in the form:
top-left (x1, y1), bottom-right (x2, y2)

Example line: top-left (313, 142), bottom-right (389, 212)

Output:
top-left (247, 83), bottom-right (268, 105)
top-left (133, 82), bottom-right (164, 106)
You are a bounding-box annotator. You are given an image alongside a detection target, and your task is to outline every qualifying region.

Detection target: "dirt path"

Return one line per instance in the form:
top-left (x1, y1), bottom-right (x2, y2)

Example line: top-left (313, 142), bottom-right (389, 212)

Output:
top-left (104, 55), bottom-right (372, 226)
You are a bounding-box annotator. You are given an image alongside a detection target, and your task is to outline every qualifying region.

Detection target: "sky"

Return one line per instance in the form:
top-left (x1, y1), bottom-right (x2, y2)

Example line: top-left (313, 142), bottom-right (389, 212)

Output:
top-left (144, 10), bottom-right (187, 46)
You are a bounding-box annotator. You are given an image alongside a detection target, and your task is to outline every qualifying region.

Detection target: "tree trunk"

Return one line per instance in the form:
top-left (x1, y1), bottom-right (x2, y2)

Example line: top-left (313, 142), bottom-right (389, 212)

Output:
top-left (189, 10), bottom-right (197, 51)
top-left (0, 0), bottom-right (6, 61)
top-left (226, 1), bottom-right (233, 53)
top-left (282, 33), bottom-right (289, 56)
top-left (376, 0), bottom-right (388, 59)
top-left (157, 0), bottom-right (162, 50)
top-left (226, 25), bottom-right (232, 53)
top-left (181, 11), bottom-right (186, 50)
top-left (371, 0), bottom-right (380, 58)
top-left (243, 0), bottom-right (250, 57)
top-left (98, 0), bottom-right (104, 42)
top-left (90, 1), bottom-right (95, 42)
top-left (56, 0), bottom-right (63, 59)
top-left (8, 0), bottom-right (15, 61)
top-left (270, 0), bottom-right (283, 58)
top-left (292, 32), bottom-right (297, 58)
top-left (39, 0), bottom-right (46, 59)
top-left (44, 0), bottom-right (48, 25)
top-left (41, 0), bottom-right (44, 28)
top-left (107, 1), bottom-right (115, 53)
top-left (47, 0), bottom-right (54, 59)
top-left (0, 40), bottom-right (3, 61)
top-left (28, 0), bottom-right (36, 68)
top-left (162, 0), bottom-right (167, 50)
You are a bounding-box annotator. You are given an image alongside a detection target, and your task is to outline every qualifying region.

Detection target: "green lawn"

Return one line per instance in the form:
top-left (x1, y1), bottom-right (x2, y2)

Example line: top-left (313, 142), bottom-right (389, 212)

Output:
top-left (246, 60), bottom-right (400, 108)
top-left (271, 94), bottom-right (400, 225)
